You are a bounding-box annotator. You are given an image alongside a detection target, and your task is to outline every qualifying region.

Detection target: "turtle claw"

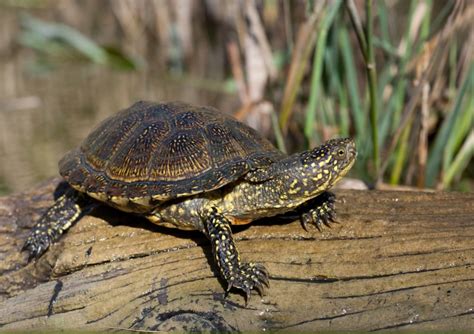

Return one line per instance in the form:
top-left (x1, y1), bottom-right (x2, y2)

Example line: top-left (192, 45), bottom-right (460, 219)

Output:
top-left (226, 262), bottom-right (269, 303)
top-left (22, 233), bottom-right (51, 261)
top-left (301, 214), bottom-right (312, 232)
top-left (299, 192), bottom-right (338, 232)
top-left (300, 206), bottom-right (337, 231)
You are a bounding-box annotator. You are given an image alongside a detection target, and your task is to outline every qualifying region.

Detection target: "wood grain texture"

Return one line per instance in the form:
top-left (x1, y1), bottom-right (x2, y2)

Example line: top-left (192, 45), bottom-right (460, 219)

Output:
top-left (0, 179), bottom-right (473, 331)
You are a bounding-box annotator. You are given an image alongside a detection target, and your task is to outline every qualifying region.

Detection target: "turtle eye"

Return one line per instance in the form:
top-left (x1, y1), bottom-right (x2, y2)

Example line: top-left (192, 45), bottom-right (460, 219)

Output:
top-left (337, 148), bottom-right (346, 158)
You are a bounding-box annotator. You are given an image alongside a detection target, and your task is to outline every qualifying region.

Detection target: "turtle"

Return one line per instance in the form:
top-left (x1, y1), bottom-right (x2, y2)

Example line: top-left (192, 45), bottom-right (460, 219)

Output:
top-left (23, 101), bottom-right (356, 301)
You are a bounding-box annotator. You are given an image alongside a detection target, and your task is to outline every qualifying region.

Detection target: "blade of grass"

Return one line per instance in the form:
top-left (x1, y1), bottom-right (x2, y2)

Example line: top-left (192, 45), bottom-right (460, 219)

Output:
top-left (20, 13), bottom-right (108, 64)
top-left (416, 82), bottom-right (430, 187)
top-left (365, 0), bottom-right (380, 177)
top-left (321, 95), bottom-right (335, 133)
top-left (443, 90), bottom-right (473, 174)
top-left (328, 32), bottom-right (350, 136)
top-left (442, 131), bottom-right (474, 188)
top-left (379, 1), bottom-right (447, 183)
top-left (282, 0), bottom-right (294, 53)
top-left (426, 61), bottom-right (473, 186)
top-left (336, 89), bottom-right (350, 136)
top-left (324, 37), bottom-right (339, 98)
top-left (448, 41), bottom-right (458, 93)
top-left (345, 0), bottom-right (367, 60)
top-left (304, 0), bottom-right (343, 145)
top-left (430, 1), bottom-right (455, 36)
top-left (377, 0), bottom-right (392, 59)
top-left (388, 0), bottom-right (433, 185)
top-left (390, 121), bottom-right (412, 184)
top-left (338, 26), bottom-right (365, 138)
top-left (345, 0), bottom-right (379, 180)
top-left (279, 6), bottom-right (322, 132)
top-left (270, 108), bottom-right (287, 153)
top-left (378, 0), bottom-right (420, 148)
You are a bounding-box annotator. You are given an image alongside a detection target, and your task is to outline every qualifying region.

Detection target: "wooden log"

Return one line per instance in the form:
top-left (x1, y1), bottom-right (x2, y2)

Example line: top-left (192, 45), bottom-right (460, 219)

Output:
top-left (0, 178), bottom-right (473, 331)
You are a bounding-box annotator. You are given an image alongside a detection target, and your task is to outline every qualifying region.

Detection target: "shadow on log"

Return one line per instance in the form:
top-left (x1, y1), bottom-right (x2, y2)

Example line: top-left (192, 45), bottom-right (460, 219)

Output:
top-left (1, 178), bottom-right (473, 331)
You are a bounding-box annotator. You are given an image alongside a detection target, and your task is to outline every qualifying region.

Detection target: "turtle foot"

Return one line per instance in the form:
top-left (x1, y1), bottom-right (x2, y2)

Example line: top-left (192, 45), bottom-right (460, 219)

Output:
top-left (227, 262), bottom-right (269, 303)
top-left (300, 191), bottom-right (338, 231)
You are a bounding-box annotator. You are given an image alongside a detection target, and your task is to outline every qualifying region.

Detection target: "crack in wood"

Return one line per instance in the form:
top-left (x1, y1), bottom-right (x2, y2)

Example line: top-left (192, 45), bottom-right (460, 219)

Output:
top-left (85, 307), bottom-right (122, 325)
top-left (325, 278), bottom-right (474, 299)
top-left (2, 305), bottom-right (87, 327)
top-left (383, 246), bottom-right (474, 258)
top-left (277, 309), bottom-right (368, 330)
top-left (55, 243), bottom-right (198, 276)
top-left (369, 309), bottom-right (474, 331)
top-left (270, 263), bottom-right (474, 284)
top-left (47, 279), bottom-right (63, 317)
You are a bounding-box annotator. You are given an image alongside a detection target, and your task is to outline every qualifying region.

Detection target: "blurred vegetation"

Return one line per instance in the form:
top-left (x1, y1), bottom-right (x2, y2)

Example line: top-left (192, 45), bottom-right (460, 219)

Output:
top-left (0, 0), bottom-right (472, 191)
top-left (18, 14), bottom-right (142, 72)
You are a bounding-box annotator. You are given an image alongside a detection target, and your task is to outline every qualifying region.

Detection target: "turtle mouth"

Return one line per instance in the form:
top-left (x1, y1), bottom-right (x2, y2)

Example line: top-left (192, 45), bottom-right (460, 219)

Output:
top-left (344, 144), bottom-right (357, 172)
top-left (344, 157), bottom-right (356, 173)
top-left (349, 147), bottom-right (357, 160)
top-left (347, 140), bottom-right (357, 159)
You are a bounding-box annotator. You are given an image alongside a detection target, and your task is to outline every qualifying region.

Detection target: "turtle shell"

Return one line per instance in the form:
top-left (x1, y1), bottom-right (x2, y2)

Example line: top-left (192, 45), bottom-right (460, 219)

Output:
top-left (59, 101), bottom-right (285, 203)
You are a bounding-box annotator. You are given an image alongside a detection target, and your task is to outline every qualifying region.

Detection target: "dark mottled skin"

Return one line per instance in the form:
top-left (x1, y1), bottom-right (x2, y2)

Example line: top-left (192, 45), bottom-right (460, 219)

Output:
top-left (23, 189), bottom-right (97, 259)
top-left (23, 101), bottom-right (356, 303)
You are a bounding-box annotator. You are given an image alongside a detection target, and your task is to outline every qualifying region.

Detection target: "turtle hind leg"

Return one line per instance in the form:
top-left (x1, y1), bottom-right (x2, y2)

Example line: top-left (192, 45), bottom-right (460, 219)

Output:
top-left (23, 188), bottom-right (97, 260)
top-left (203, 207), bottom-right (269, 303)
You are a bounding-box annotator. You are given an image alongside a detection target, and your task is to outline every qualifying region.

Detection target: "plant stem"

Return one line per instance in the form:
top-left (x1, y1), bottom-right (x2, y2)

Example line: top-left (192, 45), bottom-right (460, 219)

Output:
top-left (304, 0), bottom-right (343, 145)
top-left (365, 0), bottom-right (380, 178)
top-left (270, 108), bottom-right (287, 154)
top-left (345, 0), bottom-right (367, 60)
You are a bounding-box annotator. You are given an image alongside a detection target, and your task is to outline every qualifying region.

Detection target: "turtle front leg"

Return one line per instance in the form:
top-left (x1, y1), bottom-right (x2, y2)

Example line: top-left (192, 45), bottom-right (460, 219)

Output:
top-left (203, 207), bottom-right (269, 301)
top-left (23, 188), bottom-right (97, 260)
top-left (299, 191), bottom-right (338, 231)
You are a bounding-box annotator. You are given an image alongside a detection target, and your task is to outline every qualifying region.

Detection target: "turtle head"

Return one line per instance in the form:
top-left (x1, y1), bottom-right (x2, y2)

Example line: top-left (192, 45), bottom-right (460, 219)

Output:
top-left (279, 137), bottom-right (356, 201)
top-left (302, 137), bottom-right (356, 188)
top-left (223, 137), bottom-right (356, 218)
top-left (240, 137), bottom-right (356, 210)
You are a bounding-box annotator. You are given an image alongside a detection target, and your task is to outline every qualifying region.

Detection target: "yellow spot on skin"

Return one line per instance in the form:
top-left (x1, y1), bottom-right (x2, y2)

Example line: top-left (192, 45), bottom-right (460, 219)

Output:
top-left (290, 179), bottom-right (298, 188)
top-left (323, 169), bottom-right (329, 174)
top-left (318, 161), bottom-right (325, 167)
top-left (130, 197), bottom-right (151, 206)
top-left (111, 196), bottom-right (129, 207)
top-left (317, 173), bottom-right (322, 179)
top-left (288, 187), bottom-right (301, 194)
top-left (89, 192), bottom-right (108, 202)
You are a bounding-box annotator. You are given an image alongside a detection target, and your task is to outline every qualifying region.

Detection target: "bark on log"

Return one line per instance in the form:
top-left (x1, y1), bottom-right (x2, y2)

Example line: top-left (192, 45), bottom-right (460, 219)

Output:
top-left (0, 179), bottom-right (473, 332)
